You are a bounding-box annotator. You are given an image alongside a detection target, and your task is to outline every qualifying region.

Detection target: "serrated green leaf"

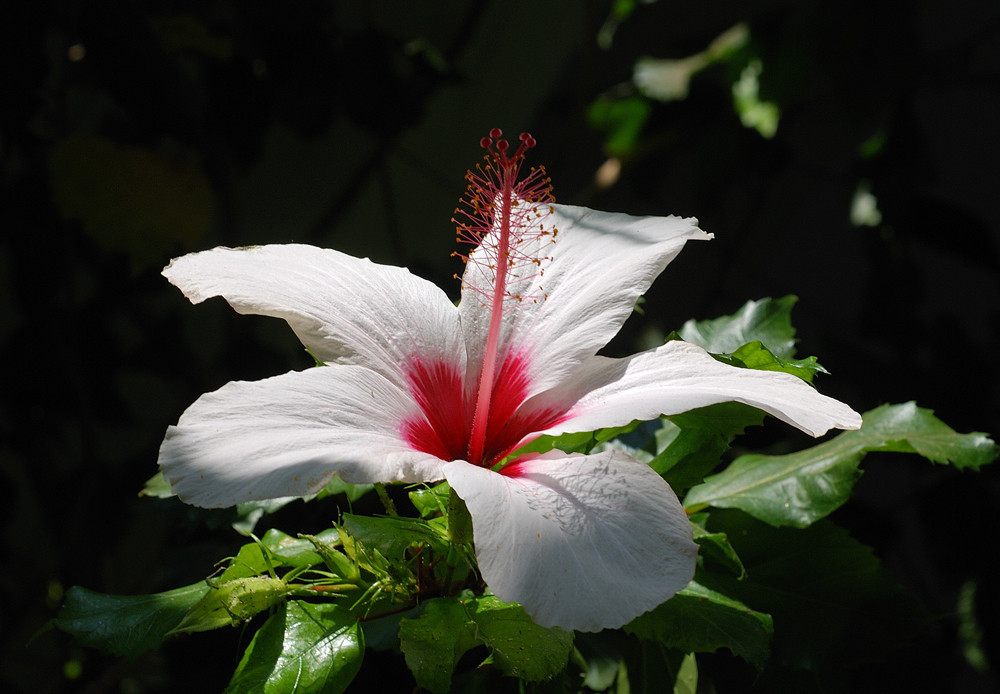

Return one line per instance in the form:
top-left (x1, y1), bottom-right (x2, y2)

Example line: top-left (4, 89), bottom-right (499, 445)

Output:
top-left (691, 520), bottom-right (746, 579)
top-left (699, 510), bottom-right (922, 675)
top-left (625, 581), bottom-right (773, 669)
top-left (409, 481), bottom-right (451, 519)
top-left (728, 340), bottom-right (827, 384)
top-left (171, 576), bottom-right (289, 635)
top-left (225, 601), bottom-right (363, 694)
top-left (341, 513), bottom-right (447, 560)
top-left (398, 598), bottom-right (480, 694)
top-left (515, 422), bottom-right (640, 459)
top-left (652, 402), bottom-right (766, 492)
top-left (54, 583), bottom-right (209, 658)
top-left (261, 528), bottom-right (341, 568)
top-left (464, 595), bottom-right (574, 681)
top-left (315, 475), bottom-right (374, 503)
top-left (679, 296), bottom-right (799, 358)
top-left (685, 402), bottom-right (998, 527)
top-left (220, 542), bottom-right (280, 582)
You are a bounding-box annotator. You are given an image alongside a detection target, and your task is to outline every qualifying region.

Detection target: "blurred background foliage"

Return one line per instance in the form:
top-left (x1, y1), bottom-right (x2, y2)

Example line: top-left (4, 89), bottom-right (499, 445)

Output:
top-left (2, 0), bottom-right (998, 691)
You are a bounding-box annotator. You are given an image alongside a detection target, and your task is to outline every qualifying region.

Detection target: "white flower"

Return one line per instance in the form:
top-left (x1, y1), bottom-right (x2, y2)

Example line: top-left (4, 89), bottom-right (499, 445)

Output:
top-left (159, 130), bottom-right (860, 632)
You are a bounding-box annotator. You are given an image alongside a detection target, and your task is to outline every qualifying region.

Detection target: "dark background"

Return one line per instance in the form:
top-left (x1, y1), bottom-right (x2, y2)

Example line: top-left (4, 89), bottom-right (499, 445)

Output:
top-left (2, 1), bottom-right (998, 692)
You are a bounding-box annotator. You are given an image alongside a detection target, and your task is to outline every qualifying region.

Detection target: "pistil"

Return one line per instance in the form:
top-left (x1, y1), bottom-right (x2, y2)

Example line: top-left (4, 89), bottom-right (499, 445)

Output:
top-left (452, 129), bottom-right (556, 465)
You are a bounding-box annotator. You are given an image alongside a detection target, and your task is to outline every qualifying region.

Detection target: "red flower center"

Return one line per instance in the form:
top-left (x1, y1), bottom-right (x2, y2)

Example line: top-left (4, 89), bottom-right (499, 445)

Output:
top-left (400, 350), bottom-right (568, 467)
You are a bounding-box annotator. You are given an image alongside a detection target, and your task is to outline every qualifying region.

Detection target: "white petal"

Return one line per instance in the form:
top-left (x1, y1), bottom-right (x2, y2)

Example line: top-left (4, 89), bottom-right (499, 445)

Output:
top-left (533, 340), bottom-right (862, 438)
top-left (159, 365), bottom-right (445, 508)
top-left (459, 204), bottom-right (710, 396)
top-left (163, 244), bottom-right (465, 389)
top-left (443, 451), bottom-right (697, 632)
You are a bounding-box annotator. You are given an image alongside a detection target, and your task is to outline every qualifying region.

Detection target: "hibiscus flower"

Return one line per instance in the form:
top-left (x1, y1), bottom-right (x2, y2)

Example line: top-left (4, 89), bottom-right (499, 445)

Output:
top-left (159, 130), bottom-right (860, 632)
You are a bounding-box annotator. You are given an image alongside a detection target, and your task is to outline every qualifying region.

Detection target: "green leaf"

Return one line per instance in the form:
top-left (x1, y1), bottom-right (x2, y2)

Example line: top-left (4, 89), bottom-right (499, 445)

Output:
top-left (139, 470), bottom-right (173, 498)
top-left (400, 595), bottom-right (574, 692)
top-left (315, 475), bottom-right (374, 503)
top-left (587, 95), bottom-right (652, 157)
top-left (626, 581), bottom-right (773, 669)
top-left (54, 582), bottom-right (210, 658)
top-left (727, 340), bottom-right (827, 384)
top-left (515, 422), bottom-right (640, 459)
top-left (698, 511), bottom-right (923, 676)
top-left (220, 541), bottom-right (281, 582)
top-left (409, 481), bottom-right (451, 519)
top-left (652, 402), bottom-right (766, 492)
top-left (170, 576), bottom-right (289, 635)
top-left (679, 296), bottom-right (799, 358)
top-left (341, 513), bottom-right (447, 560)
top-left (464, 595), bottom-right (574, 681)
top-left (685, 402), bottom-right (998, 527)
top-left (225, 601), bottom-right (363, 694)
top-left (261, 528), bottom-right (341, 568)
top-left (399, 598), bottom-right (480, 694)
top-left (690, 514), bottom-right (746, 578)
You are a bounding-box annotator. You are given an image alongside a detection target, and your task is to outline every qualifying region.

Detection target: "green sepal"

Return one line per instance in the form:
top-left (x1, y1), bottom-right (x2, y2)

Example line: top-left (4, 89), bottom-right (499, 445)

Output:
top-left (169, 576), bottom-right (290, 635)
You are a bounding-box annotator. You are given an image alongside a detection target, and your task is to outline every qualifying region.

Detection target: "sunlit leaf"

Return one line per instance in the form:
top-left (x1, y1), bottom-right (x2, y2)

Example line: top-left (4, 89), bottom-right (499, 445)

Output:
top-left (341, 514), bottom-right (447, 560)
top-left (726, 340), bottom-right (826, 384)
top-left (225, 601), bottom-right (363, 694)
top-left (464, 595), bottom-right (574, 681)
top-left (679, 296), bottom-right (799, 358)
top-left (260, 528), bottom-right (342, 568)
top-left (398, 598), bottom-right (479, 694)
top-left (653, 402), bottom-right (766, 492)
top-left (685, 402), bottom-right (998, 527)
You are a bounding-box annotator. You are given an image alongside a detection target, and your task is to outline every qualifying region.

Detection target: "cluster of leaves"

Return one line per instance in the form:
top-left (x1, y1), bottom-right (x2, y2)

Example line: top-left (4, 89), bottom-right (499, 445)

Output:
top-left (50, 297), bottom-right (997, 693)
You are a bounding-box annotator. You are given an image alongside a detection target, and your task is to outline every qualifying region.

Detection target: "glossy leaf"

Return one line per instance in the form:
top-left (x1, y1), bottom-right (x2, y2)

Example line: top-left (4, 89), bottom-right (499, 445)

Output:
top-left (261, 528), bottom-right (341, 568)
top-left (626, 581), bottom-right (773, 669)
top-left (399, 594), bottom-right (574, 692)
top-left (53, 583), bottom-right (209, 658)
top-left (465, 595), bottom-right (574, 681)
top-left (398, 598), bottom-right (479, 694)
top-left (685, 402), bottom-right (998, 527)
top-left (652, 402), bottom-right (766, 492)
top-left (225, 601), bottom-right (363, 694)
top-left (679, 296), bottom-right (800, 358)
top-left (726, 340), bottom-right (826, 384)
top-left (341, 513), bottom-right (447, 560)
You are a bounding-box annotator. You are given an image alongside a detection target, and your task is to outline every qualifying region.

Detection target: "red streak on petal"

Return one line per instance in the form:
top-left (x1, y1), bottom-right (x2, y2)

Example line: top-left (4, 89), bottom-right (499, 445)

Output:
top-left (400, 358), bottom-right (470, 461)
top-left (400, 350), bottom-right (571, 467)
